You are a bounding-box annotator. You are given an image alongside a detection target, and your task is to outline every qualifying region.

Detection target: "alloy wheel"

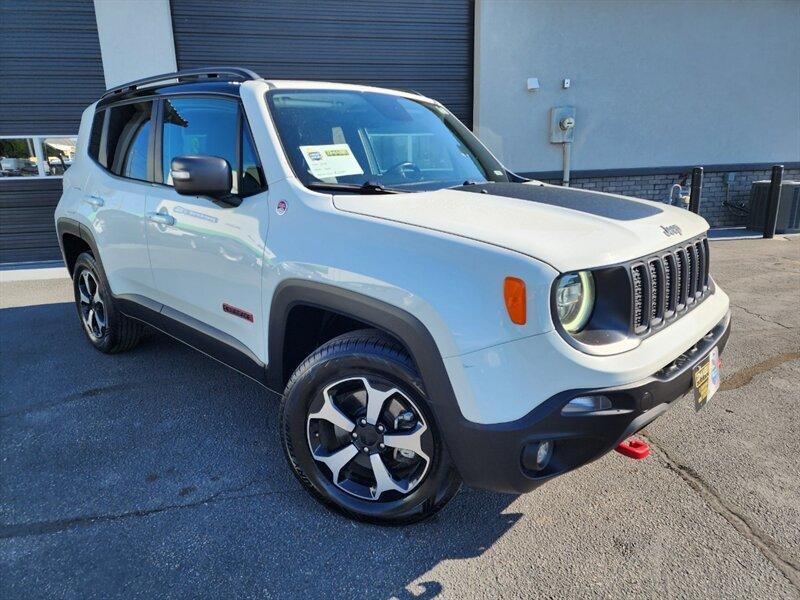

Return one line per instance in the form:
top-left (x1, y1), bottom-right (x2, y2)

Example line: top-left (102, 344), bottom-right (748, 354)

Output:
top-left (306, 376), bottom-right (432, 501)
top-left (78, 269), bottom-right (108, 340)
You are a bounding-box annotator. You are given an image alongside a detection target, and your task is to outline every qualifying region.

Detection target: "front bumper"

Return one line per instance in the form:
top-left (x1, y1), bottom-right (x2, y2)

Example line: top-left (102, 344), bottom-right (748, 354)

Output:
top-left (440, 311), bottom-right (731, 493)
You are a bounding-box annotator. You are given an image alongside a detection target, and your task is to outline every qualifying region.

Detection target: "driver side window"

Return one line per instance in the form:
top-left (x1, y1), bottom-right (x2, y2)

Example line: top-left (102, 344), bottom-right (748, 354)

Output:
top-left (159, 96), bottom-right (266, 197)
top-left (161, 97), bottom-right (239, 192)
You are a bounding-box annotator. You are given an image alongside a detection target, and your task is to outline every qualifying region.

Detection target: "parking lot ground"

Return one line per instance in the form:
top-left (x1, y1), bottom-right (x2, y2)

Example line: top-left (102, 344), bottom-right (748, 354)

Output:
top-left (1, 236), bottom-right (799, 599)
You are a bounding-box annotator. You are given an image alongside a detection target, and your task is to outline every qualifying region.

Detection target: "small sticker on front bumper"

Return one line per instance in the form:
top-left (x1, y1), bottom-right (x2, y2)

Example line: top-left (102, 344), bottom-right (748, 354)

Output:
top-left (693, 346), bottom-right (720, 410)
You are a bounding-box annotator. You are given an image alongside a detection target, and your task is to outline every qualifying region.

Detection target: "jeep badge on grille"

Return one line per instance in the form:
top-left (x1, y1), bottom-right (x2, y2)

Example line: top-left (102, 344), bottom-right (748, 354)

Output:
top-left (661, 224), bottom-right (682, 237)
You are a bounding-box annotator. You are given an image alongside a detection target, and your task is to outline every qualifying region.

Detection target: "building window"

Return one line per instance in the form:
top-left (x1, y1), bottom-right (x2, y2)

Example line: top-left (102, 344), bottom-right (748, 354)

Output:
top-left (42, 138), bottom-right (78, 176)
top-left (0, 138), bottom-right (39, 177)
top-left (0, 136), bottom-right (78, 179)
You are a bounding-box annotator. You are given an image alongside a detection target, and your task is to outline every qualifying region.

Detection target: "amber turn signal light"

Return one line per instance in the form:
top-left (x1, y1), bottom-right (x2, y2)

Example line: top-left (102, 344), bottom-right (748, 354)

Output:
top-left (503, 277), bottom-right (527, 325)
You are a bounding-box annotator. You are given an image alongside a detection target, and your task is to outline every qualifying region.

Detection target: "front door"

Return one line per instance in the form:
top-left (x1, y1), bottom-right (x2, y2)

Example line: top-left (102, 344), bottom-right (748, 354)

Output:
top-left (145, 95), bottom-right (269, 359)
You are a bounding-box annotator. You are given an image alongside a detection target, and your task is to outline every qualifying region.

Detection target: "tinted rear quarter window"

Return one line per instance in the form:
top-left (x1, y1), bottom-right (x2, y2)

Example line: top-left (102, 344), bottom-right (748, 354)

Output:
top-left (105, 101), bottom-right (154, 181)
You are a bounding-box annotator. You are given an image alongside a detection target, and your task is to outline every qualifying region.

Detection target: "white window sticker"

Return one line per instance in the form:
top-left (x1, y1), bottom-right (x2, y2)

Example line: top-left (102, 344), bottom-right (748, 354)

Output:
top-left (300, 143), bottom-right (364, 180)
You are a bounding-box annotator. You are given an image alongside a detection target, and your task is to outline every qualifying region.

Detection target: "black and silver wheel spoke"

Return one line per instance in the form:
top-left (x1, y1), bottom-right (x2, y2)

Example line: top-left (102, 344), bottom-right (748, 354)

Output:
top-left (306, 376), bottom-right (432, 502)
top-left (78, 275), bottom-right (92, 305)
top-left (308, 384), bottom-right (357, 432)
top-left (312, 443), bottom-right (359, 484)
top-left (369, 452), bottom-right (408, 499)
top-left (361, 377), bottom-right (400, 425)
top-left (382, 422), bottom-right (429, 463)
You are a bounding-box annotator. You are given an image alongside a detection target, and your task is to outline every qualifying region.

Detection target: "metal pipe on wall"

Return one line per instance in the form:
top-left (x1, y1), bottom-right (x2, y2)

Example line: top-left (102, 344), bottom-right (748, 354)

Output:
top-left (763, 164), bottom-right (784, 239)
top-left (689, 167), bottom-right (703, 214)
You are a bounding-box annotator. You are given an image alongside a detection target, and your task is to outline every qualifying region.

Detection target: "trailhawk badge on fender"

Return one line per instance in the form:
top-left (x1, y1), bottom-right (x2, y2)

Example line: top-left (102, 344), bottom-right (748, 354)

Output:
top-left (661, 224), bottom-right (682, 237)
top-left (276, 200), bottom-right (288, 215)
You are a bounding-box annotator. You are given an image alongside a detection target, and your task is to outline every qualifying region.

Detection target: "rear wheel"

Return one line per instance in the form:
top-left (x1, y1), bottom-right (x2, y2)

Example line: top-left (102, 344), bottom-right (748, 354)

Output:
top-left (280, 329), bottom-right (461, 525)
top-left (72, 252), bottom-right (144, 353)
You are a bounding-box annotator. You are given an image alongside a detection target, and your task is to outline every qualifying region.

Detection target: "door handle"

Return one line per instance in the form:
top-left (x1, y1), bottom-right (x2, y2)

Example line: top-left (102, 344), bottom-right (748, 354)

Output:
top-left (147, 212), bottom-right (175, 226)
top-left (85, 195), bottom-right (105, 208)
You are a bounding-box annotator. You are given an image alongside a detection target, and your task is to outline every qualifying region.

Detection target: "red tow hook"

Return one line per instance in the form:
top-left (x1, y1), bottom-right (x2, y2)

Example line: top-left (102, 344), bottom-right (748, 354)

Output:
top-left (615, 437), bottom-right (650, 460)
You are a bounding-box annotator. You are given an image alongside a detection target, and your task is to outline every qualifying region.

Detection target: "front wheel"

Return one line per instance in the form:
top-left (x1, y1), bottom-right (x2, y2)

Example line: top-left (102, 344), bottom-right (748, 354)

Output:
top-left (280, 329), bottom-right (461, 525)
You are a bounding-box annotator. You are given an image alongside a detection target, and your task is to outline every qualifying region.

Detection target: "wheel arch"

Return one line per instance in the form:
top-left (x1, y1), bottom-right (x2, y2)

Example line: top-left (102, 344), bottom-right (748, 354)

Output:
top-left (56, 217), bottom-right (108, 280)
top-left (267, 281), bottom-right (455, 403)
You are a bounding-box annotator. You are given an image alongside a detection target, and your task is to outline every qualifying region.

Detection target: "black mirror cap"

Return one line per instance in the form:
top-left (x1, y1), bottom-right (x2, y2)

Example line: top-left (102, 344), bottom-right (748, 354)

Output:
top-left (170, 155), bottom-right (232, 200)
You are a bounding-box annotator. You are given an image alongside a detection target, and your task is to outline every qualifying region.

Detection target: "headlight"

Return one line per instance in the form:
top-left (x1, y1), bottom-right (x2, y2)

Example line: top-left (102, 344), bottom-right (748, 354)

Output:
top-left (555, 271), bottom-right (595, 333)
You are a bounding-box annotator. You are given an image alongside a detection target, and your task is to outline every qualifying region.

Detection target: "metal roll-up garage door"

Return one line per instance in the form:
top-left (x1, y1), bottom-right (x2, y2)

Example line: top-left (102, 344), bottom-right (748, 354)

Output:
top-left (0, 0), bottom-right (105, 263)
top-left (170, 0), bottom-right (474, 127)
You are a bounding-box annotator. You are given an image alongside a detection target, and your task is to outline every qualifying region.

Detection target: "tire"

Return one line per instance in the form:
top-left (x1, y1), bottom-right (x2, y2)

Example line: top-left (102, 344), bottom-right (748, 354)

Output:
top-left (280, 329), bottom-right (462, 525)
top-left (72, 252), bottom-right (144, 354)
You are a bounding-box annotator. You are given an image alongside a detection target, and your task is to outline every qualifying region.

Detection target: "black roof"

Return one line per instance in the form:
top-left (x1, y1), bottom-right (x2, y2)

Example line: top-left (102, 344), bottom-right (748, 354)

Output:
top-left (97, 67), bottom-right (260, 108)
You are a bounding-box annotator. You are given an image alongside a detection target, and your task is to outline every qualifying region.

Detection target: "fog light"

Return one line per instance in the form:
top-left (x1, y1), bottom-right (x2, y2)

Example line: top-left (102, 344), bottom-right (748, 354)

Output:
top-left (561, 395), bottom-right (612, 416)
top-left (522, 440), bottom-right (554, 473)
top-left (536, 441), bottom-right (553, 467)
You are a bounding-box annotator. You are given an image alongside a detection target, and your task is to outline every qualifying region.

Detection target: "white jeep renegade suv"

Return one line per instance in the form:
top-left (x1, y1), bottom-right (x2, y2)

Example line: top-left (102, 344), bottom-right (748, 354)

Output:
top-left (55, 68), bottom-right (731, 524)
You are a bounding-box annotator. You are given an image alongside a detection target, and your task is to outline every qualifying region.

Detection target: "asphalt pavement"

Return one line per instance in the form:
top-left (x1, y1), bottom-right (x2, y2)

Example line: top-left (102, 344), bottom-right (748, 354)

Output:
top-left (1, 236), bottom-right (798, 599)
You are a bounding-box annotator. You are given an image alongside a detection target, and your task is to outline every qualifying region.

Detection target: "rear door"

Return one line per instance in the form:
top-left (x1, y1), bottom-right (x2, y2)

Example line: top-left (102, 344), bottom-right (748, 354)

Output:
top-left (81, 100), bottom-right (157, 298)
top-left (144, 95), bottom-right (269, 359)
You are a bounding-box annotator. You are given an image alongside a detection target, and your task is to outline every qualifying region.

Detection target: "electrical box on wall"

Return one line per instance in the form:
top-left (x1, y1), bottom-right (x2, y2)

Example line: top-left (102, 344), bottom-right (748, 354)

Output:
top-left (549, 106), bottom-right (576, 143)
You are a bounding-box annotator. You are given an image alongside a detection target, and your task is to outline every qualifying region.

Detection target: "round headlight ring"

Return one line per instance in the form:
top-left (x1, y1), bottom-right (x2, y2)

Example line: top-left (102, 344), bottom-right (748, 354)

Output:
top-left (555, 271), bottom-right (595, 333)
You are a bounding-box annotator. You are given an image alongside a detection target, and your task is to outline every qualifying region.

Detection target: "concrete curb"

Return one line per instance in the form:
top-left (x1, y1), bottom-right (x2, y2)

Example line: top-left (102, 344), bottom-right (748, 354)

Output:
top-left (0, 267), bottom-right (70, 283)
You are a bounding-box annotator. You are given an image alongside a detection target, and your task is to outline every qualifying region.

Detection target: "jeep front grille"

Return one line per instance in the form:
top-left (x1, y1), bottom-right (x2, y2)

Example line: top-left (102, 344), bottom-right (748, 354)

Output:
top-left (630, 236), bottom-right (710, 334)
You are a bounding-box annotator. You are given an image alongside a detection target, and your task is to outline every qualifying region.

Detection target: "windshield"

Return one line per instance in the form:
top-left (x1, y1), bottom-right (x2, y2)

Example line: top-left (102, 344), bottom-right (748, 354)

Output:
top-left (266, 90), bottom-right (508, 192)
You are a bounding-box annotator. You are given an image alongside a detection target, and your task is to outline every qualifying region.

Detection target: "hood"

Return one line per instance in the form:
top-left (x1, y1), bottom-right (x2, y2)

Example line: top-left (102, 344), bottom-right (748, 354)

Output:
top-left (332, 182), bottom-right (708, 272)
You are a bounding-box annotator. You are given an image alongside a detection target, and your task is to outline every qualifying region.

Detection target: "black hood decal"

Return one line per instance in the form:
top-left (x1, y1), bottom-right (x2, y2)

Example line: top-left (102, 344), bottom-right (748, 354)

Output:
top-left (453, 182), bottom-right (663, 221)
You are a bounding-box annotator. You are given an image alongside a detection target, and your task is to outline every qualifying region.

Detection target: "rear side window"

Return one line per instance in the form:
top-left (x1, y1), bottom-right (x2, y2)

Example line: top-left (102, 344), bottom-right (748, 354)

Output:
top-left (105, 101), bottom-right (154, 181)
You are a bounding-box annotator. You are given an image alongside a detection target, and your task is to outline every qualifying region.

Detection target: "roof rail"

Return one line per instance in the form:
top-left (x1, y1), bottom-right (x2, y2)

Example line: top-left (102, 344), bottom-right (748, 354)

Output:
top-left (101, 67), bottom-right (262, 100)
top-left (387, 87), bottom-right (426, 97)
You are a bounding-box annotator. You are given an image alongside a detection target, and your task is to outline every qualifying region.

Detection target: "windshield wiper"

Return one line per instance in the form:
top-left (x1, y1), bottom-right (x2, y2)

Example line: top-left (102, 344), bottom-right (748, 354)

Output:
top-left (448, 180), bottom-right (486, 188)
top-left (305, 181), bottom-right (404, 194)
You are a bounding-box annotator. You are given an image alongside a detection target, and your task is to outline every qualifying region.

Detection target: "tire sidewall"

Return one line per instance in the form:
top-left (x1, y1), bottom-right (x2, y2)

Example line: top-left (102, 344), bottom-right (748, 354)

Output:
top-left (282, 344), bottom-right (459, 524)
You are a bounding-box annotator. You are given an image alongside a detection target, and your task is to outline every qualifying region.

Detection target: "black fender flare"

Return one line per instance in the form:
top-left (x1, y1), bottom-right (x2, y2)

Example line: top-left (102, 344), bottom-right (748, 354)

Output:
top-left (56, 217), bottom-right (108, 281)
top-left (267, 280), bottom-right (454, 397)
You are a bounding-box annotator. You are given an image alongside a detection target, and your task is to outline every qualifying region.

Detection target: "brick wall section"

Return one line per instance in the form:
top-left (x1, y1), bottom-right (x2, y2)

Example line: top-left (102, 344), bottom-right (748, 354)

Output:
top-left (541, 168), bottom-right (800, 227)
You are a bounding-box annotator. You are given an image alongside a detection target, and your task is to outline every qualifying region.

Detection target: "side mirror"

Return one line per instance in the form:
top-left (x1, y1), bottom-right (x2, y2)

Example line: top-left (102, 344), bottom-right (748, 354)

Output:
top-left (170, 155), bottom-right (232, 200)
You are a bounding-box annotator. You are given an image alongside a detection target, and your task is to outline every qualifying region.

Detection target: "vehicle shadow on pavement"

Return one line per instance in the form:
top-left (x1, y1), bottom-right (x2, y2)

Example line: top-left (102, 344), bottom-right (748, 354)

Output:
top-left (1, 302), bottom-right (521, 599)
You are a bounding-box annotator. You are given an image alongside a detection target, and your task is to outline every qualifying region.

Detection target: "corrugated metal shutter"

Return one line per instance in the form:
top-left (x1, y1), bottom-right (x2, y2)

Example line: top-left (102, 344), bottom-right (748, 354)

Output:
top-left (0, 0), bottom-right (105, 135)
top-left (0, 0), bottom-right (104, 263)
top-left (0, 180), bottom-right (63, 263)
top-left (170, 0), bottom-right (474, 127)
